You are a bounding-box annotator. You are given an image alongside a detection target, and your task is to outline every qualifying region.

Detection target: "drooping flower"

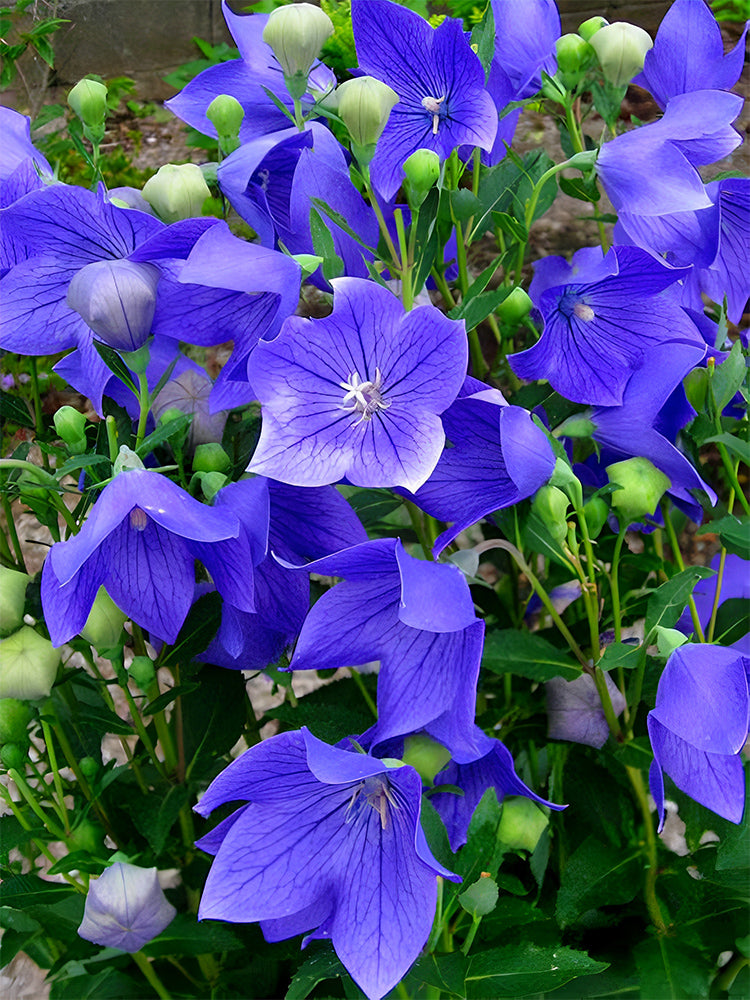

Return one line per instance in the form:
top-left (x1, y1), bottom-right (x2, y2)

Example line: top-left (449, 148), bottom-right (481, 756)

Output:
top-left (285, 537), bottom-right (484, 759)
top-left (633, 0), bottom-right (748, 109)
top-left (490, 0), bottom-right (560, 99)
top-left (195, 727), bottom-right (458, 1000)
top-left (648, 644), bottom-right (750, 829)
top-left (351, 0), bottom-right (498, 199)
top-left (78, 862), bottom-right (176, 953)
top-left (509, 245), bottom-right (703, 406)
top-left (246, 277), bottom-right (467, 492)
top-left (676, 553), bottom-right (750, 653)
top-left (41, 468), bottom-right (260, 645)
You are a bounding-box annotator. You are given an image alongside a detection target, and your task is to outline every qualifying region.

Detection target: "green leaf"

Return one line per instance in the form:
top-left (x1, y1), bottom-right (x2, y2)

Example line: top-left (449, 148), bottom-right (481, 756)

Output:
top-left (142, 913), bottom-right (244, 957)
top-left (470, 0), bottom-right (495, 77)
top-left (136, 412), bottom-right (193, 458)
top-left (0, 391), bottom-right (35, 429)
top-left (710, 340), bottom-right (746, 413)
top-left (180, 664), bottom-right (248, 774)
top-left (645, 567), bottom-right (715, 635)
top-left (450, 287), bottom-right (512, 332)
top-left (143, 681), bottom-right (200, 715)
top-left (311, 198), bottom-right (377, 254)
top-left (450, 188), bottom-right (483, 223)
top-left (92, 340), bottom-right (138, 395)
top-left (559, 173), bottom-right (601, 203)
top-left (716, 810), bottom-right (750, 872)
top-left (634, 938), bottom-right (711, 1000)
top-left (459, 876), bottom-right (499, 917)
top-left (407, 953), bottom-right (468, 997)
top-left (78, 703), bottom-right (133, 736)
top-left (713, 598), bottom-right (750, 646)
top-left (346, 488), bottom-right (403, 527)
top-left (309, 206), bottom-right (344, 282)
top-left (598, 641), bottom-right (642, 671)
top-left (266, 676), bottom-right (375, 746)
top-left (0, 906), bottom-right (42, 933)
top-left (556, 836), bottom-right (641, 926)
top-left (703, 431), bottom-right (750, 466)
top-left (463, 942), bottom-right (608, 998)
top-left (0, 874), bottom-right (76, 908)
top-left (286, 947), bottom-right (348, 999)
top-left (46, 851), bottom-right (103, 876)
top-left (50, 969), bottom-right (141, 1000)
top-left (482, 629), bottom-right (581, 682)
top-left (473, 149), bottom-right (555, 241)
top-left (128, 784), bottom-right (191, 855)
top-left (698, 515), bottom-right (750, 559)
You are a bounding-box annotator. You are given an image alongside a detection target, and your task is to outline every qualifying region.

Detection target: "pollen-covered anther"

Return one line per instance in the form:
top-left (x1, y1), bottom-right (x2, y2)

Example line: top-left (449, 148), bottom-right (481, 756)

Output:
top-left (129, 507), bottom-right (149, 531)
top-left (339, 368), bottom-right (391, 424)
top-left (421, 94), bottom-right (446, 135)
top-left (344, 776), bottom-right (399, 829)
top-left (574, 301), bottom-right (595, 322)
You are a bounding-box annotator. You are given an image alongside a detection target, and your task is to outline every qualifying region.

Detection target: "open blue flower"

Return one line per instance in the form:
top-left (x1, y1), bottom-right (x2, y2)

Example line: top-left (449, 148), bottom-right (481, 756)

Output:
top-left (648, 644), bottom-right (750, 829)
top-left (352, 0), bottom-right (498, 199)
top-left (196, 727), bottom-right (458, 1000)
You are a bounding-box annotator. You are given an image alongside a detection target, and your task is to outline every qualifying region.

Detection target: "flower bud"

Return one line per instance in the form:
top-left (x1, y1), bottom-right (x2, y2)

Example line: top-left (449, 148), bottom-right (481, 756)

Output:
top-left (402, 148), bottom-right (441, 206)
top-left (68, 818), bottom-right (104, 856)
top-left (262, 3), bottom-right (333, 91)
top-left (152, 370), bottom-right (227, 455)
top-left (547, 671), bottom-right (626, 748)
top-left (192, 442), bottom-right (231, 474)
top-left (606, 457), bottom-right (670, 526)
top-left (193, 470), bottom-right (229, 502)
top-left (496, 286), bottom-right (533, 325)
top-left (684, 367), bottom-right (708, 411)
top-left (402, 732), bottom-right (451, 785)
top-left (335, 76), bottom-right (399, 158)
top-left (79, 756), bottom-right (99, 779)
top-left (582, 495), bottom-right (609, 539)
top-left (555, 33), bottom-right (595, 90)
top-left (590, 22), bottom-right (653, 88)
top-left (142, 163), bottom-right (211, 223)
top-left (80, 587), bottom-right (126, 649)
top-left (0, 698), bottom-right (33, 746)
top-left (0, 627), bottom-right (59, 701)
top-left (67, 259), bottom-right (160, 352)
top-left (78, 862), bottom-right (176, 952)
top-left (0, 567), bottom-right (29, 636)
top-left (578, 15), bottom-right (608, 42)
top-left (498, 797), bottom-right (549, 853)
top-left (532, 484), bottom-right (571, 543)
top-left (68, 78), bottom-right (108, 144)
top-left (128, 655), bottom-right (156, 692)
top-left (54, 405), bottom-right (88, 454)
top-left (1, 743), bottom-right (26, 770)
top-left (207, 94), bottom-right (245, 155)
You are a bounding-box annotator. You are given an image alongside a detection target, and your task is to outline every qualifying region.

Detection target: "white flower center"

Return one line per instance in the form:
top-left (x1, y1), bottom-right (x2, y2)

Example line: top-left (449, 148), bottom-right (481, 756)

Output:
top-left (574, 301), bottom-right (595, 322)
top-left (421, 94), bottom-right (446, 135)
top-left (339, 368), bottom-right (391, 425)
top-left (129, 507), bottom-right (148, 531)
top-left (344, 776), bottom-right (398, 830)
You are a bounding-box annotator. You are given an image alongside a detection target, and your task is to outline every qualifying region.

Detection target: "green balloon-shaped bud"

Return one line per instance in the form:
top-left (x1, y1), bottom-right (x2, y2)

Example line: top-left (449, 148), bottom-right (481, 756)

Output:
top-left (496, 286), bottom-right (533, 325)
top-left (335, 76), bottom-right (399, 162)
top-left (68, 817), bottom-right (104, 856)
top-left (142, 163), bottom-right (211, 223)
top-left (555, 33), bottom-right (595, 90)
top-left (207, 94), bottom-right (245, 155)
top-left (0, 567), bottom-right (30, 636)
top-left (0, 742), bottom-right (26, 770)
top-left (129, 655), bottom-right (156, 692)
top-left (582, 495), bottom-right (609, 539)
top-left (0, 627), bottom-right (59, 701)
top-left (68, 78), bottom-right (108, 144)
top-left (498, 797), bottom-right (549, 853)
top-left (532, 484), bottom-right (571, 544)
top-left (80, 587), bottom-right (126, 649)
top-left (590, 22), bottom-right (653, 87)
top-left (54, 405), bottom-right (88, 454)
top-left (262, 3), bottom-right (333, 96)
top-left (578, 15), bottom-right (608, 42)
top-left (402, 148), bottom-right (441, 207)
top-left (192, 442), bottom-right (231, 474)
top-left (0, 697), bottom-right (33, 746)
top-left (402, 732), bottom-right (451, 785)
top-left (606, 457), bottom-right (671, 527)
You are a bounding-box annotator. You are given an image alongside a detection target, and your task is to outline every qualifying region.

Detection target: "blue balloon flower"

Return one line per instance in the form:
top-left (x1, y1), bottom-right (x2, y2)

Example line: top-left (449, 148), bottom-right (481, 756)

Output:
top-left (78, 862), bottom-right (176, 953)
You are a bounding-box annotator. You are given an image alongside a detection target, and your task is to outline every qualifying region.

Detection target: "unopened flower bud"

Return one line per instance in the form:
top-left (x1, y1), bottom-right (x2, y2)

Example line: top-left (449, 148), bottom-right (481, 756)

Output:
top-left (68, 818), bottom-right (104, 856)
top-left (152, 370), bottom-right (227, 455)
top-left (496, 286), bottom-right (533, 325)
top-left (0, 742), bottom-right (26, 770)
top-left (0, 567), bottom-right (29, 636)
top-left (402, 148), bottom-right (441, 206)
top-left (498, 797), bottom-right (549, 852)
top-left (547, 671), bottom-right (626, 748)
top-left (80, 587), bottom-right (126, 649)
top-left (582, 495), bottom-right (609, 539)
top-left (78, 862), bottom-right (176, 952)
top-left (0, 627), bottom-right (59, 700)
top-left (684, 367), bottom-right (708, 411)
top-left (67, 259), bottom-right (159, 352)
top-left (68, 78), bottom-right (108, 144)
top-left (128, 655), bottom-right (156, 692)
top-left (555, 33), bottom-right (595, 90)
top-left (0, 698), bottom-right (32, 746)
top-left (532, 484), bottom-right (570, 543)
top-left (262, 3), bottom-right (333, 95)
top-left (207, 94), bottom-right (245, 155)
top-left (606, 457), bottom-right (670, 526)
top-left (578, 15), bottom-right (608, 42)
top-left (335, 76), bottom-right (399, 159)
top-left (590, 22), bottom-right (653, 88)
top-left (192, 443), bottom-right (231, 474)
top-left (54, 405), bottom-right (88, 454)
top-left (402, 732), bottom-right (451, 785)
top-left (194, 471), bottom-right (229, 502)
top-left (79, 756), bottom-right (99, 779)
top-left (142, 163), bottom-right (211, 223)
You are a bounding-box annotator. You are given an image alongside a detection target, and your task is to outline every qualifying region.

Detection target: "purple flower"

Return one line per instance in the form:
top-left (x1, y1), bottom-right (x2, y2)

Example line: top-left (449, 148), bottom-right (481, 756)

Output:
top-left (490, 0), bottom-right (560, 100)
top-left (648, 644), bottom-right (750, 829)
top-left (633, 0), bottom-right (748, 110)
top-left (165, 0), bottom-right (335, 143)
top-left (546, 671), bottom-right (627, 749)
top-left (352, 0), bottom-right (498, 199)
top-left (286, 537), bottom-right (484, 759)
top-left (596, 90), bottom-right (743, 217)
top-left (247, 277), bottom-right (467, 491)
top-left (0, 107), bottom-right (52, 208)
top-left (509, 246), bottom-right (702, 406)
top-left (78, 862), bottom-right (176, 953)
top-left (41, 469), bottom-right (259, 645)
top-left (195, 727), bottom-right (458, 1000)
top-left (696, 178), bottom-right (750, 326)
top-left (407, 382), bottom-right (556, 553)
top-left (676, 553), bottom-right (750, 652)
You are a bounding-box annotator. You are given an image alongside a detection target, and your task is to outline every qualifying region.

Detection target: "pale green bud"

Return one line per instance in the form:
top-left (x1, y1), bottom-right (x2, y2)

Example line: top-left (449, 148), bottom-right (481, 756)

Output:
top-left (142, 164), bottom-right (211, 223)
top-left (192, 443), bottom-right (231, 474)
top-left (54, 405), bottom-right (88, 454)
top-left (68, 78), bottom-right (108, 141)
top-left (206, 94), bottom-right (244, 155)
top-left (80, 587), bottom-right (126, 649)
top-left (0, 567), bottom-right (29, 636)
top-left (578, 15), bottom-right (608, 42)
top-left (498, 797), bottom-right (549, 853)
top-left (335, 76), bottom-right (399, 152)
top-left (0, 627), bottom-right (59, 701)
top-left (402, 733), bottom-right (451, 785)
top-left (403, 148), bottom-right (441, 206)
top-left (0, 698), bottom-right (33, 745)
top-left (128, 655), bottom-right (156, 692)
top-left (582, 495), bottom-right (609, 539)
top-left (555, 33), bottom-right (595, 89)
top-left (590, 22), bottom-right (653, 88)
top-left (262, 3), bottom-right (333, 84)
top-left (684, 367), bottom-right (709, 411)
top-left (532, 485), bottom-right (571, 544)
top-left (496, 287), bottom-right (533, 325)
top-left (606, 457), bottom-right (670, 526)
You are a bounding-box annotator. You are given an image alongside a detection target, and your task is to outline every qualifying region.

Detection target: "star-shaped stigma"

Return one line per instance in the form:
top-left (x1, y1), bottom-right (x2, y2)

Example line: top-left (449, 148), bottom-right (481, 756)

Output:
top-left (340, 368), bottom-right (391, 425)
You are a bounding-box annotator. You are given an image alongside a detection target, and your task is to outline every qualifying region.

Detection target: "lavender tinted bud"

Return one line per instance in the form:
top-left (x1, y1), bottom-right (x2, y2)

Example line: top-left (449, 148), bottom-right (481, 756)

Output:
top-left (206, 94), bottom-right (244, 155)
top-left (80, 587), bottom-right (126, 649)
top-left (0, 567), bottom-right (29, 636)
top-left (54, 405), bottom-right (88, 454)
top-left (142, 163), bottom-right (211, 223)
top-left (578, 15), bottom-right (608, 42)
top-left (68, 78), bottom-right (108, 144)
top-left (262, 3), bottom-right (333, 92)
top-left (0, 627), bottom-right (59, 701)
top-left (402, 732), bottom-right (451, 785)
top-left (78, 862), bottom-right (176, 952)
top-left (67, 259), bottom-right (159, 352)
top-left (547, 671), bottom-right (626, 748)
top-left (606, 457), bottom-right (670, 526)
top-left (590, 22), bottom-right (653, 87)
top-left (335, 76), bottom-right (399, 156)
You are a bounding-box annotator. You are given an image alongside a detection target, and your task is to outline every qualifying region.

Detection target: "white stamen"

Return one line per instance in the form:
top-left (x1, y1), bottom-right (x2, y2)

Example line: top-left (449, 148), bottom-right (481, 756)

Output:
top-left (574, 302), bottom-right (595, 322)
top-left (421, 94), bottom-right (445, 135)
top-left (129, 507), bottom-right (148, 531)
top-left (339, 368), bottom-right (391, 425)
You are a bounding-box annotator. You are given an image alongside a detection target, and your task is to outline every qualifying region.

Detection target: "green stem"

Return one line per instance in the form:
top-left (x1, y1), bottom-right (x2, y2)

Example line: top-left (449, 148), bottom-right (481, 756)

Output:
top-left (661, 502), bottom-right (705, 642)
top-left (106, 414), bottom-right (119, 464)
top-left (707, 545), bottom-right (727, 643)
top-left (461, 915), bottom-right (482, 956)
top-left (626, 765), bottom-right (667, 935)
top-left (627, 644), bottom-right (649, 735)
top-left (610, 526), bottom-right (627, 645)
top-left (1, 493), bottom-right (27, 571)
top-left (41, 719), bottom-right (70, 833)
top-left (394, 208), bottom-right (413, 310)
top-left (430, 266), bottom-right (456, 308)
top-left (29, 358), bottom-right (49, 469)
top-left (134, 371), bottom-right (150, 451)
top-left (8, 768), bottom-right (65, 839)
top-left (713, 954), bottom-right (749, 994)
top-left (717, 442), bottom-right (750, 515)
top-left (592, 666), bottom-right (623, 741)
top-left (405, 498), bottom-right (435, 558)
top-left (132, 952), bottom-right (172, 1000)
top-left (564, 99), bottom-right (584, 154)
top-left (362, 164), bottom-right (401, 273)
top-left (351, 668), bottom-right (378, 718)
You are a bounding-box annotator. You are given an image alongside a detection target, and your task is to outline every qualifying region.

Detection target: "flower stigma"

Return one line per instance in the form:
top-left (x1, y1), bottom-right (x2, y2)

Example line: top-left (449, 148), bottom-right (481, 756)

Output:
top-left (421, 94), bottom-right (446, 135)
top-left (344, 775), bottom-right (399, 830)
top-left (339, 368), bottom-right (391, 425)
top-left (573, 301), bottom-right (595, 322)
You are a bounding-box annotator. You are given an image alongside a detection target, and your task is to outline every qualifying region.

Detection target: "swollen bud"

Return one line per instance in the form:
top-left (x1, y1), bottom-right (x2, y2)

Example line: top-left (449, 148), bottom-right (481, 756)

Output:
top-left (578, 15), bottom-right (608, 42)
top-left (589, 22), bottom-right (653, 87)
top-left (496, 286), bottom-right (532, 325)
top-left (684, 367), bottom-right (708, 411)
top-left (0, 567), bottom-right (30, 636)
top-left (402, 148), bottom-right (441, 207)
top-left (142, 163), bottom-right (211, 223)
top-left (532, 484), bottom-right (570, 543)
top-left (66, 259), bottom-right (159, 352)
top-left (192, 443), bottom-right (231, 474)
top-left (606, 457), bottom-right (670, 526)
top-left (402, 732), bottom-right (451, 785)
top-left (335, 76), bottom-right (399, 162)
top-left (68, 78), bottom-right (108, 144)
top-left (262, 3), bottom-right (333, 97)
top-left (555, 33), bottom-right (595, 90)
top-left (80, 587), bottom-right (126, 649)
top-left (582, 495), bottom-right (609, 539)
top-left (207, 94), bottom-right (244, 155)
top-left (54, 405), bottom-right (88, 455)
top-left (0, 698), bottom-right (33, 746)
top-left (498, 797), bottom-right (549, 853)
top-left (0, 627), bottom-right (59, 701)
top-left (128, 655), bottom-right (156, 692)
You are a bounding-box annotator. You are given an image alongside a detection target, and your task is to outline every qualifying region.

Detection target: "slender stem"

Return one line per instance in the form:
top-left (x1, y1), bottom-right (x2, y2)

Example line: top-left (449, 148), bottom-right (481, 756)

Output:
top-left (717, 443), bottom-right (750, 515)
top-left (132, 952), bottom-right (172, 1000)
top-left (661, 502), bottom-right (705, 642)
top-left (1, 493), bottom-right (27, 571)
top-left (625, 765), bottom-right (668, 935)
top-left (41, 719), bottom-right (70, 833)
top-left (134, 371), bottom-right (150, 451)
top-left (461, 915), bottom-right (482, 956)
top-left (707, 545), bottom-right (727, 644)
top-left (564, 100), bottom-right (584, 154)
top-left (8, 768), bottom-right (66, 839)
top-left (29, 358), bottom-right (49, 469)
top-left (394, 208), bottom-right (412, 310)
top-left (362, 164), bottom-right (401, 271)
top-left (713, 954), bottom-right (749, 994)
top-left (592, 666), bottom-right (623, 740)
top-left (405, 498), bottom-right (435, 558)
top-left (430, 266), bottom-right (456, 308)
top-left (106, 414), bottom-right (119, 464)
top-left (610, 526), bottom-right (627, 644)
top-left (350, 668), bottom-right (377, 718)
